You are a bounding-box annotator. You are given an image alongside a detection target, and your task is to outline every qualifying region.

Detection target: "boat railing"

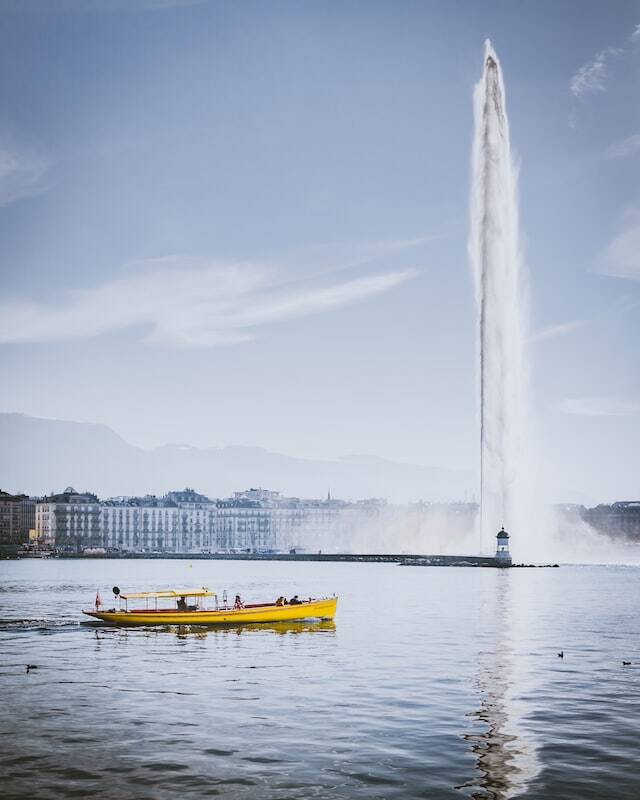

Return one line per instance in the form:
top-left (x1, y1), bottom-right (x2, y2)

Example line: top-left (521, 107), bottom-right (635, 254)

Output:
top-left (98, 589), bottom-right (333, 615)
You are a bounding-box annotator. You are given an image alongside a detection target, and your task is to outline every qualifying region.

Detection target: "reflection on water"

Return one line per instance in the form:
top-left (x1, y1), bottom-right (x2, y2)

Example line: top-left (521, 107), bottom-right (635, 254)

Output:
top-left (174, 619), bottom-right (337, 637)
top-left (86, 621), bottom-right (337, 650)
top-left (85, 619), bottom-right (336, 638)
top-left (461, 572), bottom-right (539, 799)
top-left (159, 620), bottom-right (336, 639)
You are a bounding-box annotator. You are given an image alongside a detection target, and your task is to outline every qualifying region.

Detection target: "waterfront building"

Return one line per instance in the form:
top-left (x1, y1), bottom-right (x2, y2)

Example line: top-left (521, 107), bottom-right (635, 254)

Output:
top-left (21, 497), bottom-right (36, 541)
top-left (233, 488), bottom-right (281, 504)
top-left (216, 497), bottom-right (274, 552)
top-left (29, 484), bottom-right (490, 555)
top-left (582, 501), bottom-right (640, 541)
top-left (36, 488), bottom-right (101, 552)
top-left (102, 491), bottom-right (217, 553)
top-left (0, 491), bottom-right (35, 551)
top-left (220, 488), bottom-right (354, 552)
top-left (96, 488), bottom-right (396, 554)
top-left (165, 488), bottom-right (213, 508)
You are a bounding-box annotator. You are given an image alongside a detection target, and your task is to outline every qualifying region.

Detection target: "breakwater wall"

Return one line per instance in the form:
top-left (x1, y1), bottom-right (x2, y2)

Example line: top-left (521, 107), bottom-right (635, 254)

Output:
top-left (53, 551), bottom-right (528, 567)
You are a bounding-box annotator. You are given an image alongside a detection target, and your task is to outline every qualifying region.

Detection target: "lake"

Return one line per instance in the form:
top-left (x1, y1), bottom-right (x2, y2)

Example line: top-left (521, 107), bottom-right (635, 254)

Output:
top-left (1, 559), bottom-right (639, 799)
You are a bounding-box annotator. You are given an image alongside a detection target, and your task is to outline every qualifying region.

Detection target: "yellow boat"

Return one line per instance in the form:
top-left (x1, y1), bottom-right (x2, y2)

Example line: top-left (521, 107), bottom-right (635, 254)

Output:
top-left (83, 588), bottom-right (338, 626)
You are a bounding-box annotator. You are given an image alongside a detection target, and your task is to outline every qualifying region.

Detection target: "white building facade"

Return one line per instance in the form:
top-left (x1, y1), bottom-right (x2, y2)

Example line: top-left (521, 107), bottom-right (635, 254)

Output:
top-left (35, 487), bottom-right (387, 554)
top-left (101, 503), bottom-right (217, 553)
top-left (36, 488), bottom-right (102, 552)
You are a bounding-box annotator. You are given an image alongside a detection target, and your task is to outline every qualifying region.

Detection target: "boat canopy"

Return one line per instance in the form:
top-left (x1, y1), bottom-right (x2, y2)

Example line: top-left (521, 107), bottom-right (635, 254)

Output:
top-left (119, 588), bottom-right (216, 600)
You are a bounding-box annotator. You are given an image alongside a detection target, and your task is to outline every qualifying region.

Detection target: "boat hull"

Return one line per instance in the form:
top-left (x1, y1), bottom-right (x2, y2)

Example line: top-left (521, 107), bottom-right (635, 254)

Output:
top-left (83, 597), bottom-right (338, 626)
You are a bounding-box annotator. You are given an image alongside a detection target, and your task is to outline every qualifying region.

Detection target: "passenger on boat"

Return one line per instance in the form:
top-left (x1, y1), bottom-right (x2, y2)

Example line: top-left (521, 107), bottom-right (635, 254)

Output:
top-left (289, 595), bottom-right (301, 605)
top-left (177, 596), bottom-right (188, 611)
top-left (275, 596), bottom-right (285, 606)
top-left (234, 594), bottom-right (244, 609)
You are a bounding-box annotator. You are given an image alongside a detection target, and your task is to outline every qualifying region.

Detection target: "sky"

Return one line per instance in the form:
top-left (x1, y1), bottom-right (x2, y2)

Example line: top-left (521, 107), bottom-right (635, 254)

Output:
top-left (0, 0), bottom-right (638, 504)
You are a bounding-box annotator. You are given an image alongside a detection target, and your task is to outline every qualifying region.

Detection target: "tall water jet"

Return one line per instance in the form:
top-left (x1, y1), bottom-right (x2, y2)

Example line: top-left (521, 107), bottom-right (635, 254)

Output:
top-left (470, 41), bottom-right (529, 554)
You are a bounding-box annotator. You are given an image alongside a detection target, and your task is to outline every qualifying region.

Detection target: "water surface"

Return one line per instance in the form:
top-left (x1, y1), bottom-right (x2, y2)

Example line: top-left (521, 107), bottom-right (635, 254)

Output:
top-left (1, 559), bottom-right (639, 799)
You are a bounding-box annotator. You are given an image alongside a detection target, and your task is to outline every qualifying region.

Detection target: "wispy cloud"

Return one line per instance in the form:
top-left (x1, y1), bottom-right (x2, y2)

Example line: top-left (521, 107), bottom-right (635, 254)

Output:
top-left (569, 25), bottom-right (639, 126)
top-left (601, 209), bottom-right (640, 281)
top-left (532, 297), bottom-right (638, 343)
top-left (556, 397), bottom-right (640, 417)
top-left (0, 0), bottom-right (205, 12)
top-left (0, 257), bottom-right (418, 348)
top-left (0, 147), bottom-right (50, 206)
top-left (278, 234), bottom-right (437, 278)
top-left (605, 133), bottom-right (640, 159)
top-left (570, 47), bottom-right (623, 97)
top-left (531, 319), bottom-right (585, 343)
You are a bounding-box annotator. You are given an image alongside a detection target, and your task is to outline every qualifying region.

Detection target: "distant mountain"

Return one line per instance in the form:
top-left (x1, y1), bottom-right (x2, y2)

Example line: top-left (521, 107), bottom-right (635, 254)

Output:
top-left (0, 413), bottom-right (474, 502)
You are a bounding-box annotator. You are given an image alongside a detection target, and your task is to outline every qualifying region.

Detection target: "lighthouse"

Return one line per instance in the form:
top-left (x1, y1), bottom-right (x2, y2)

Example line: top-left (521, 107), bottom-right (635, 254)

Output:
top-left (495, 527), bottom-right (512, 567)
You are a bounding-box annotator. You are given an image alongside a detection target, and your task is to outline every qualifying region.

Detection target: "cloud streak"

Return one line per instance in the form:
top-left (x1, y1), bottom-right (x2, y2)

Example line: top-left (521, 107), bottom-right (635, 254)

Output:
top-left (605, 133), bottom-right (640, 159)
top-left (0, 257), bottom-right (418, 348)
top-left (279, 235), bottom-right (436, 278)
top-left (531, 319), bottom-right (584, 343)
top-left (601, 209), bottom-right (640, 281)
top-left (556, 397), bottom-right (640, 417)
top-left (0, 147), bottom-right (50, 206)
top-left (1, 0), bottom-right (205, 12)
top-left (570, 47), bottom-right (622, 97)
top-left (569, 25), bottom-right (638, 126)
top-left (532, 297), bottom-right (638, 344)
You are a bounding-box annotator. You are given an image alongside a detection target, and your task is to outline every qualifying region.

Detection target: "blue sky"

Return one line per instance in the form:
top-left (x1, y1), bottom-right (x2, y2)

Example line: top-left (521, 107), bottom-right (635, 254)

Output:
top-left (0, 0), bottom-right (638, 503)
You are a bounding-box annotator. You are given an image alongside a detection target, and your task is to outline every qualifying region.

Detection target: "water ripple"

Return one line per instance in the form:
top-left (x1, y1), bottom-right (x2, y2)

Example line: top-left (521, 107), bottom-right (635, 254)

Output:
top-left (1, 560), bottom-right (640, 798)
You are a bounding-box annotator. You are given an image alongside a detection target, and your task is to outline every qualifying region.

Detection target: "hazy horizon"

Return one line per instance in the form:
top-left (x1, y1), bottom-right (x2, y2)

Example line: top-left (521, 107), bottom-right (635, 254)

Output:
top-left (0, 410), bottom-right (632, 508)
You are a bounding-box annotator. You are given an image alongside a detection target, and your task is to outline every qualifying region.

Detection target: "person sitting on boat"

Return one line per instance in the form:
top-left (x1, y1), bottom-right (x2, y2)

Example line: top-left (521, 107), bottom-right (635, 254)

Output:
top-left (177, 596), bottom-right (188, 611)
top-left (234, 594), bottom-right (244, 609)
top-left (275, 596), bottom-right (285, 606)
top-left (289, 595), bottom-right (301, 605)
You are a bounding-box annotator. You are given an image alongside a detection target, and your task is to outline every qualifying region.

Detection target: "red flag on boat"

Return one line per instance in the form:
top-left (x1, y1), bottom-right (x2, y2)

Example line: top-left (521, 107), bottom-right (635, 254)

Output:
top-left (95, 590), bottom-right (101, 610)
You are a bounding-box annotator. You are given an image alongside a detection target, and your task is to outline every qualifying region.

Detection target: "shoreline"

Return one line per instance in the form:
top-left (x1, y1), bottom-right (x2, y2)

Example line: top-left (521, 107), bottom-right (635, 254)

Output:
top-left (13, 551), bottom-right (558, 567)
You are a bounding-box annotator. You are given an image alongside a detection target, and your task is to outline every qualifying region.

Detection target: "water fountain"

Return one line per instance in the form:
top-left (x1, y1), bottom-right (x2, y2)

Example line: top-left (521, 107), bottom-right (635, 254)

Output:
top-left (469, 41), bottom-right (529, 554)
